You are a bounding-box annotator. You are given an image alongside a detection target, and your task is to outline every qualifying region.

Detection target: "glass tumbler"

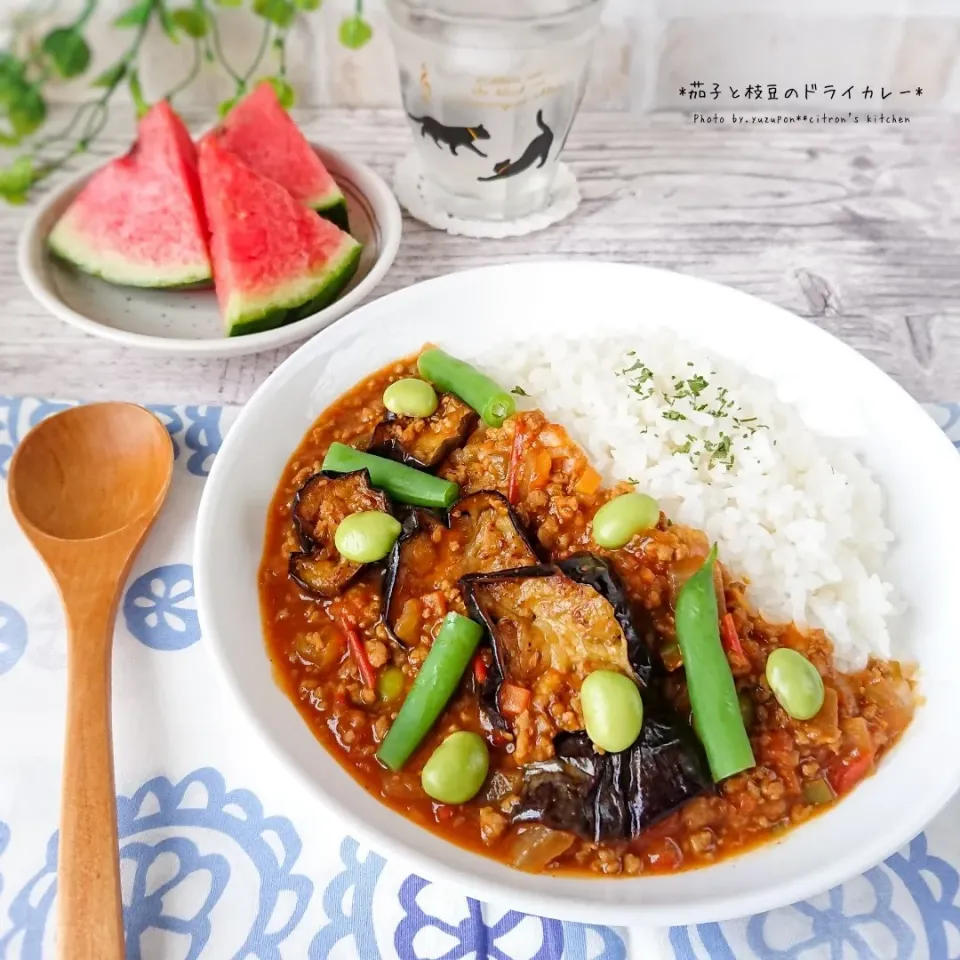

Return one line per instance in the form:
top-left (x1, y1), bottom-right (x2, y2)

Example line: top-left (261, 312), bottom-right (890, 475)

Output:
top-left (385, 0), bottom-right (606, 222)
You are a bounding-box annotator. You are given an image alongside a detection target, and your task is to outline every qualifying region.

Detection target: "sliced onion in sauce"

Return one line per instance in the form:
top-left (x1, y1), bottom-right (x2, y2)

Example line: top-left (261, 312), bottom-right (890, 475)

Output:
top-left (507, 825), bottom-right (576, 871)
top-left (863, 677), bottom-right (914, 738)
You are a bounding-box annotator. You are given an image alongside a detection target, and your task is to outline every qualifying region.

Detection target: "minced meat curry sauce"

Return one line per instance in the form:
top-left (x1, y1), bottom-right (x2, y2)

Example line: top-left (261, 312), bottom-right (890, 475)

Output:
top-left (258, 351), bottom-right (915, 876)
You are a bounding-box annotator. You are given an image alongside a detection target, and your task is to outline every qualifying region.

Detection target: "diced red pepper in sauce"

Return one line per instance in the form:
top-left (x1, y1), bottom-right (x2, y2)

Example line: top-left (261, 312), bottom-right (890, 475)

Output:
top-left (343, 622), bottom-right (377, 690)
top-left (472, 653), bottom-right (488, 684)
top-left (828, 751), bottom-right (875, 796)
top-left (720, 613), bottom-right (744, 656)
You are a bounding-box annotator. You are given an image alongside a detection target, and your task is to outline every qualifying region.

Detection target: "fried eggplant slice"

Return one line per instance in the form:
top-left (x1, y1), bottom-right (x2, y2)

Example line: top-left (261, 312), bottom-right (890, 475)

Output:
top-left (511, 733), bottom-right (596, 837)
top-left (462, 554), bottom-right (653, 729)
top-left (622, 711), bottom-right (713, 833)
top-left (513, 720), bottom-right (712, 842)
top-left (382, 491), bottom-right (538, 645)
top-left (554, 554), bottom-right (657, 688)
top-left (449, 491), bottom-right (539, 576)
top-left (288, 469), bottom-right (392, 599)
top-left (382, 506), bottom-right (445, 644)
top-left (465, 566), bottom-right (633, 685)
top-left (369, 392), bottom-right (479, 470)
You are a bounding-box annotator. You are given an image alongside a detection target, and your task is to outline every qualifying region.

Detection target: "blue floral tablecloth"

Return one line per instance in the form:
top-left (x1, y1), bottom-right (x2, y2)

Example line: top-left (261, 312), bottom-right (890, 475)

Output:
top-left (1, 396), bottom-right (959, 960)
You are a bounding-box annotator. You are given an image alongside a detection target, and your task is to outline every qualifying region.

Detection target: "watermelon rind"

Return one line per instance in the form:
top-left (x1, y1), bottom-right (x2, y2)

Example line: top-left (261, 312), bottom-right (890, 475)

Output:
top-left (225, 234), bottom-right (362, 337)
top-left (48, 214), bottom-right (212, 289)
top-left (315, 192), bottom-right (349, 232)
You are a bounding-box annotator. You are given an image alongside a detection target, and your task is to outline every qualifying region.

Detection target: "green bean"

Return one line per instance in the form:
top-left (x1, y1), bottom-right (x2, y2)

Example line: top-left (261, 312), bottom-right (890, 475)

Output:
top-left (690, 702), bottom-right (751, 742)
top-left (580, 670), bottom-right (644, 753)
top-left (378, 666), bottom-right (406, 703)
top-left (335, 511), bottom-right (402, 563)
top-left (376, 612), bottom-right (484, 771)
top-left (417, 348), bottom-right (516, 427)
top-left (591, 493), bottom-right (660, 549)
top-left (383, 378), bottom-right (438, 418)
top-left (765, 648), bottom-right (825, 720)
top-left (323, 443), bottom-right (459, 508)
top-left (421, 731), bottom-right (490, 804)
top-left (675, 545), bottom-right (755, 781)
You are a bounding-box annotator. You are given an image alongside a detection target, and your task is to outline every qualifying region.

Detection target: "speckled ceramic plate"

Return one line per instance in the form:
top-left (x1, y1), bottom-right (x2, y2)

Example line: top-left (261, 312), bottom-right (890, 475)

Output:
top-left (17, 142), bottom-right (402, 357)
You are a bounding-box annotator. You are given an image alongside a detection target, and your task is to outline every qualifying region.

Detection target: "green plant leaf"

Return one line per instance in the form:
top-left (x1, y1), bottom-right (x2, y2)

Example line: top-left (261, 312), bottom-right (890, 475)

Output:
top-left (253, 0), bottom-right (296, 28)
top-left (266, 75), bottom-right (294, 108)
top-left (296, 0), bottom-right (321, 9)
top-left (171, 7), bottom-right (207, 37)
top-left (128, 68), bottom-right (149, 118)
top-left (0, 53), bottom-right (25, 82)
top-left (92, 61), bottom-right (127, 88)
top-left (113, 1), bottom-right (153, 28)
top-left (214, 0), bottom-right (243, 6)
top-left (157, 3), bottom-right (179, 41)
top-left (9, 84), bottom-right (46, 137)
top-left (42, 27), bottom-right (92, 78)
top-left (0, 58), bottom-right (26, 106)
top-left (0, 156), bottom-right (34, 199)
top-left (218, 96), bottom-right (237, 117)
top-left (338, 15), bottom-right (372, 49)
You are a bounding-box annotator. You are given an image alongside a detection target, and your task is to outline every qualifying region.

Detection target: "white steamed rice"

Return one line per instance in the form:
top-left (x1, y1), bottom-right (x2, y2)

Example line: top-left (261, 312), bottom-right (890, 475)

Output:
top-left (473, 330), bottom-right (898, 670)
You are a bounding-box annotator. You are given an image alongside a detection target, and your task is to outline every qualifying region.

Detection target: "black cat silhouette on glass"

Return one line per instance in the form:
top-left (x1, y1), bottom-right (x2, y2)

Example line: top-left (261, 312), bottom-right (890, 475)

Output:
top-left (407, 113), bottom-right (491, 156)
top-left (478, 110), bottom-right (554, 181)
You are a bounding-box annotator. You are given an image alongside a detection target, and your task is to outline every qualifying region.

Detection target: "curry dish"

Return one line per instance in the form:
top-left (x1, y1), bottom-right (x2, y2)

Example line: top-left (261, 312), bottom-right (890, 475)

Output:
top-left (258, 349), bottom-right (915, 876)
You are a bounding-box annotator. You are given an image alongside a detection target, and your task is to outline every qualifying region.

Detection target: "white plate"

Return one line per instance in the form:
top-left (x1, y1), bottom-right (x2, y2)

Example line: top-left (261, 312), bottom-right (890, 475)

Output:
top-left (17, 142), bottom-right (402, 357)
top-left (194, 261), bottom-right (960, 926)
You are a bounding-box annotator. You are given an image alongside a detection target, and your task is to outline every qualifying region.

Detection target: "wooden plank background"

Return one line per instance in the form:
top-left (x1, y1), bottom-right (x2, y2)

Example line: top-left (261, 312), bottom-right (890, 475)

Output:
top-left (2, 107), bottom-right (958, 404)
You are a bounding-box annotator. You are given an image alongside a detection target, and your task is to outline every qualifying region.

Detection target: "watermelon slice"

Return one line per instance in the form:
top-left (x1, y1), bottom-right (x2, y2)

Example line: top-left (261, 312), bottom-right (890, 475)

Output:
top-left (214, 81), bottom-right (349, 230)
top-left (198, 136), bottom-right (362, 337)
top-left (48, 100), bottom-right (211, 288)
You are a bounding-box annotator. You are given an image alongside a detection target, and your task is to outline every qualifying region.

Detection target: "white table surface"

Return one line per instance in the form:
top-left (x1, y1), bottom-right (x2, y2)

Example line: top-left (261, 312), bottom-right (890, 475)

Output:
top-left (1, 107), bottom-right (958, 405)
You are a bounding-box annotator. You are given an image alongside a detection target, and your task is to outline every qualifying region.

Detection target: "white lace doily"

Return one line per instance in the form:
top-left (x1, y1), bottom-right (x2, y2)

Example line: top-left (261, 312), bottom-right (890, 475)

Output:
top-left (392, 151), bottom-right (580, 238)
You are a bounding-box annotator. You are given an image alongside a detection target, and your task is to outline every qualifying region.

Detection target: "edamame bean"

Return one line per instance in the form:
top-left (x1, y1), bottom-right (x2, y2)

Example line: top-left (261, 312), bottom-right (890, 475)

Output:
top-left (765, 648), bottom-right (825, 721)
top-left (335, 511), bottom-right (402, 563)
top-left (421, 731), bottom-right (489, 804)
top-left (580, 670), bottom-right (644, 753)
top-left (591, 493), bottom-right (660, 549)
top-left (378, 666), bottom-right (405, 703)
top-left (383, 378), bottom-right (438, 418)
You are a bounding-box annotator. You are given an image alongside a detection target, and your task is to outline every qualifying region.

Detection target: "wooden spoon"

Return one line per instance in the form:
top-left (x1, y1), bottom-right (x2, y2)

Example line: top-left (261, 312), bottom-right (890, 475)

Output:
top-left (7, 403), bottom-right (174, 959)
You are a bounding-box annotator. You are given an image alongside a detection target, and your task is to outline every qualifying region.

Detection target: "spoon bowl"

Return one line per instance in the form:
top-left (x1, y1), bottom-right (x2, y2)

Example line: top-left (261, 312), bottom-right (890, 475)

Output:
top-left (8, 402), bottom-right (173, 960)
top-left (10, 403), bottom-right (172, 541)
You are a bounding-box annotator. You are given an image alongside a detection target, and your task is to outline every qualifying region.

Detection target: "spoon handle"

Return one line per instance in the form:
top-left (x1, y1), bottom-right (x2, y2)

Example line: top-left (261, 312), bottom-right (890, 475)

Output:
top-left (59, 587), bottom-right (125, 960)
